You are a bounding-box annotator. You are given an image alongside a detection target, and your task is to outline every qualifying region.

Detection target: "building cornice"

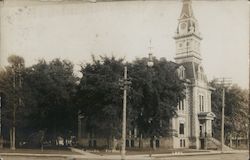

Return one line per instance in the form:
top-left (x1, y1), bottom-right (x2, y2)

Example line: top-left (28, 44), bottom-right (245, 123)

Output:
top-left (174, 33), bottom-right (202, 40)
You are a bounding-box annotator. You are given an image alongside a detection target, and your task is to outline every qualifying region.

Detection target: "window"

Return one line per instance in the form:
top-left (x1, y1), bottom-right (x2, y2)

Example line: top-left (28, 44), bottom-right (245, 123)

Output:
top-left (156, 139), bottom-right (160, 148)
top-left (131, 140), bottom-right (134, 147)
top-left (180, 139), bottom-right (185, 148)
top-left (182, 99), bottom-right (185, 110)
top-left (88, 140), bottom-right (92, 147)
top-left (150, 139), bottom-right (153, 148)
top-left (126, 140), bottom-right (130, 147)
top-left (178, 100), bottom-right (181, 110)
top-left (178, 67), bottom-right (185, 79)
top-left (93, 140), bottom-right (97, 147)
top-left (199, 95), bottom-right (204, 112)
top-left (179, 123), bottom-right (184, 135)
top-left (178, 99), bottom-right (185, 111)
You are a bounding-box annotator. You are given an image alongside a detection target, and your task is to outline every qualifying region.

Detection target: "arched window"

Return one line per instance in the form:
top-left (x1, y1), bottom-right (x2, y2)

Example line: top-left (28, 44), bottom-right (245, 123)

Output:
top-left (177, 66), bottom-right (185, 79)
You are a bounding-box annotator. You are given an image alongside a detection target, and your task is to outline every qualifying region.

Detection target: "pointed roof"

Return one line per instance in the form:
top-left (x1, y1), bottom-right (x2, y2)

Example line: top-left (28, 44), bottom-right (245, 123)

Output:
top-left (180, 0), bottom-right (194, 19)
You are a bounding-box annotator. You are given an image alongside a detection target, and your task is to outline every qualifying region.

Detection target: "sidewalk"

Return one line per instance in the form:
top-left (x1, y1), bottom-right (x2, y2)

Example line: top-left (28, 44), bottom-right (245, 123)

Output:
top-left (151, 149), bottom-right (248, 159)
top-left (0, 148), bottom-right (247, 160)
top-left (69, 147), bottom-right (248, 159)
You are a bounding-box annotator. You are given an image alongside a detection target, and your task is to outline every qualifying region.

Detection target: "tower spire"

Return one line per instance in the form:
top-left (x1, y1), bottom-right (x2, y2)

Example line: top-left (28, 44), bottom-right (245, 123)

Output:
top-left (180, 0), bottom-right (194, 19)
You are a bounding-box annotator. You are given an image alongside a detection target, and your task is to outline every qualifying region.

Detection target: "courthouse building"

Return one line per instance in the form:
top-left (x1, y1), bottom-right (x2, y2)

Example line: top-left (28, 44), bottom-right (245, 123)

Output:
top-left (170, 0), bottom-right (215, 149)
top-left (79, 0), bottom-right (217, 150)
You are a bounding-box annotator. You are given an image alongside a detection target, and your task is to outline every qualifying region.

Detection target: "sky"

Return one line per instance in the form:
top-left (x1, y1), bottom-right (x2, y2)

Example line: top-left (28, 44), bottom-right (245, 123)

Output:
top-left (0, 0), bottom-right (249, 88)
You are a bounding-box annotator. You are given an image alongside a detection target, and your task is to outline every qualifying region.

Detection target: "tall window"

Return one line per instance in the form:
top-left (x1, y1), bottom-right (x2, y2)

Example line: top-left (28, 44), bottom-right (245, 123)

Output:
top-left (178, 99), bottom-right (185, 111)
top-left (199, 95), bottom-right (204, 112)
top-left (179, 123), bottom-right (184, 135)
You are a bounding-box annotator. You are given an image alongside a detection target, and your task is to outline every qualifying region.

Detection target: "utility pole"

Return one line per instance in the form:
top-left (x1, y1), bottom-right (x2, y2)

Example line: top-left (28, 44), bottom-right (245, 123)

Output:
top-left (215, 78), bottom-right (231, 153)
top-left (121, 66), bottom-right (127, 160)
top-left (119, 65), bottom-right (131, 160)
top-left (221, 86), bottom-right (225, 152)
top-left (248, 2), bottom-right (250, 160)
top-left (248, 56), bottom-right (250, 160)
top-left (0, 94), bottom-right (2, 149)
top-left (11, 66), bottom-right (16, 150)
top-left (11, 62), bottom-right (23, 150)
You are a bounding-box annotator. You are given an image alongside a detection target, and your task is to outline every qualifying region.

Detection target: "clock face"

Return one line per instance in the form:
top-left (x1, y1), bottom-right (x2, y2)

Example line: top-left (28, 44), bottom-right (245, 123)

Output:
top-left (181, 23), bottom-right (186, 29)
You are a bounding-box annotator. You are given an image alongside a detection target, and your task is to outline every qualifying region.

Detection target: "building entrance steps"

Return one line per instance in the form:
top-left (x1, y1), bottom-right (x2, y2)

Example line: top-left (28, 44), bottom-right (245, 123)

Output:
top-left (208, 138), bottom-right (233, 151)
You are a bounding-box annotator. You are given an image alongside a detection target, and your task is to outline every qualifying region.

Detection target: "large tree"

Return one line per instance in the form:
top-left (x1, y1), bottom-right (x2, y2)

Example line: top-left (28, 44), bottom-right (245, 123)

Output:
top-left (210, 81), bottom-right (248, 145)
top-left (129, 57), bottom-right (185, 137)
top-left (76, 56), bottom-right (186, 144)
top-left (23, 59), bottom-right (78, 145)
top-left (0, 55), bottom-right (25, 149)
top-left (76, 56), bottom-right (124, 142)
top-left (0, 57), bottom-right (78, 147)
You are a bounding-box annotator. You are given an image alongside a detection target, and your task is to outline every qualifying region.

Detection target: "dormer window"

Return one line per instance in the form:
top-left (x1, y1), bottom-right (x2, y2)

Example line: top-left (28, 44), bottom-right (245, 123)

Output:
top-left (177, 66), bottom-right (185, 80)
top-left (181, 69), bottom-right (185, 79)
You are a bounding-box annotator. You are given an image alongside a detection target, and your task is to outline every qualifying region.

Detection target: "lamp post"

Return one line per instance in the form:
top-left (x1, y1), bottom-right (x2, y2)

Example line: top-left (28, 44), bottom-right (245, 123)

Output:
top-left (147, 53), bottom-right (154, 68)
top-left (214, 78), bottom-right (231, 153)
top-left (119, 65), bottom-right (131, 160)
top-left (147, 52), bottom-right (154, 157)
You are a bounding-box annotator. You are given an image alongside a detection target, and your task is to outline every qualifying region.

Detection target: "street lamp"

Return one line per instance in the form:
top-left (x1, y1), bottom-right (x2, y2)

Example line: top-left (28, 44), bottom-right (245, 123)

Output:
top-left (147, 52), bottom-right (154, 157)
top-left (214, 78), bottom-right (231, 153)
top-left (147, 53), bottom-right (154, 68)
top-left (119, 64), bottom-right (131, 160)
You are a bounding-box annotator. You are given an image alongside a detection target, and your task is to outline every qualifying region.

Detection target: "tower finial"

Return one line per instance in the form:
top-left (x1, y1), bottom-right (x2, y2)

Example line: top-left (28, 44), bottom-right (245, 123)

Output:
top-left (148, 39), bottom-right (153, 54)
top-left (147, 39), bottom-right (154, 67)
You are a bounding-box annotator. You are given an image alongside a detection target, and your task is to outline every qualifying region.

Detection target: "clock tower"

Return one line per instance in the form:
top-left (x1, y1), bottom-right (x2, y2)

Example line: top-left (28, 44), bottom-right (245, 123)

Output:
top-left (171, 0), bottom-right (215, 150)
top-left (174, 0), bottom-right (202, 64)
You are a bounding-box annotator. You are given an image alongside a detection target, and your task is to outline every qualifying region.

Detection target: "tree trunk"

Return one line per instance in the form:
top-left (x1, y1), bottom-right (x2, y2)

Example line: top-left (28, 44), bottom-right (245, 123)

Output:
top-left (112, 137), bottom-right (117, 151)
top-left (63, 137), bottom-right (66, 146)
top-left (12, 126), bottom-right (15, 150)
top-left (236, 136), bottom-right (238, 148)
top-left (9, 128), bottom-right (12, 149)
top-left (229, 134), bottom-right (232, 147)
top-left (139, 134), bottom-right (143, 148)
